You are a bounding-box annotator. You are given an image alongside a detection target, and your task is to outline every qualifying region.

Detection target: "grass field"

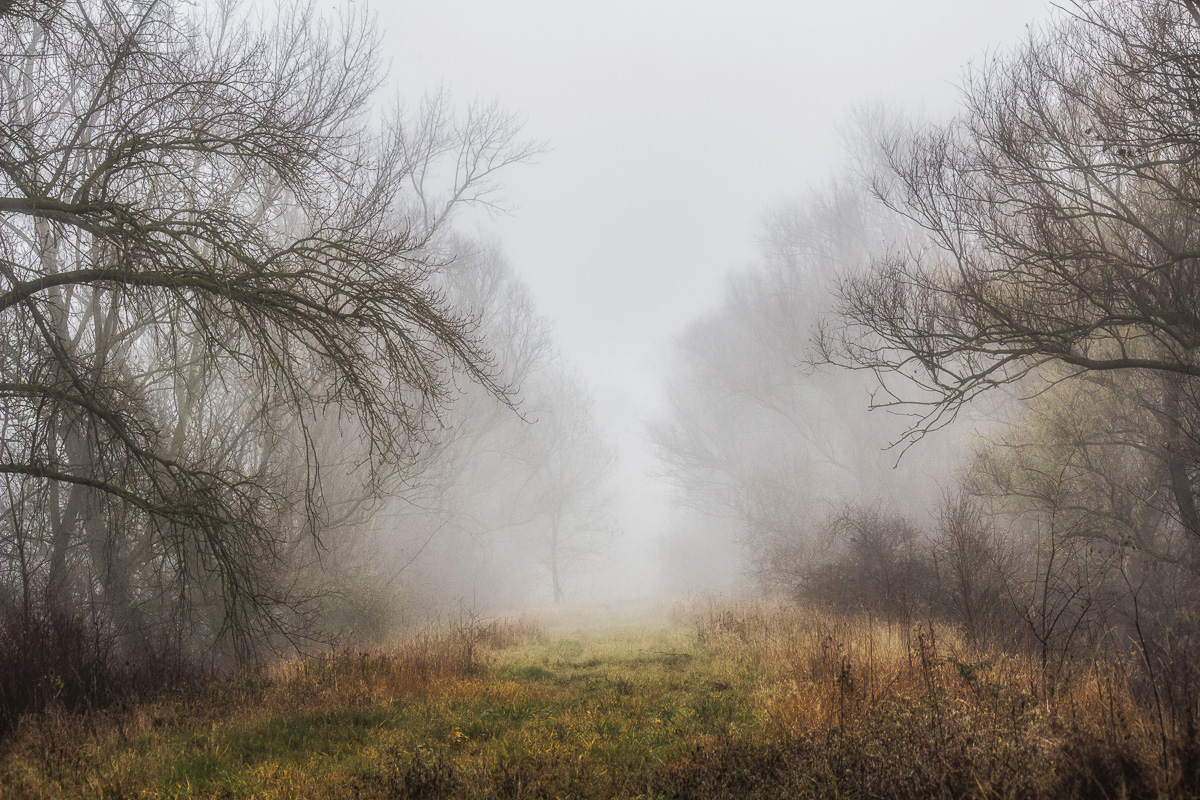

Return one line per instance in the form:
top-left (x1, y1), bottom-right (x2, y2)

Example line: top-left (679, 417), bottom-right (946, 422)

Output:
top-left (0, 603), bottom-right (1191, 799)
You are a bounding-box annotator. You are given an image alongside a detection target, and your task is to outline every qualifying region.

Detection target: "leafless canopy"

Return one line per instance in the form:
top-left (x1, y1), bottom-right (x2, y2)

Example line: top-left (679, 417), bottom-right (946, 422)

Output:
top-left (0, 1), bottom-right (536, 659)
top-left (827, 0), bottom-right (1200, 443)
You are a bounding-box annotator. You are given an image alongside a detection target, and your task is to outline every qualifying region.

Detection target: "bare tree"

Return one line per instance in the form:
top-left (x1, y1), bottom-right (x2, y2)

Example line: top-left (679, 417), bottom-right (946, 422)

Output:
top-left (517, 368), bottom-right (617, 604)
top-left (0, 1), bottom-right (537, 662)
top-left (965, 368), bottom-right (1196, 687)
top-left (338, 240), bottom-right (616, 613)
top-left (927, 489), bottom-right (1013, 645)
top-left (825, 0), bottom-right (1200, 540)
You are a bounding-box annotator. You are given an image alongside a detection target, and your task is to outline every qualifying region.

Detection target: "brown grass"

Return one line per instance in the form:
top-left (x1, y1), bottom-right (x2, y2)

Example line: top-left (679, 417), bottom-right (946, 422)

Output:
top-left (675, 602), bottom-right (1193, 798)
top-left (2, 603), bottom-right (1197, 798)
top-left (0, 612), bottom-right (545, 799)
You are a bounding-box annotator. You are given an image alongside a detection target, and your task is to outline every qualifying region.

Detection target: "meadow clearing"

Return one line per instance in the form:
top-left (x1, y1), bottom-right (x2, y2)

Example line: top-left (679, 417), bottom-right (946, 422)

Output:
top-left (0, 603), bottom-right (1186, 799)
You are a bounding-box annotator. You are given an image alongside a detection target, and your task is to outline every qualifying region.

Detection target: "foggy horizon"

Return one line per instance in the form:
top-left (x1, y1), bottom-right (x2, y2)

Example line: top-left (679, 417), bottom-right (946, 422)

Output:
top-left (373, 0), bottom-right (1055, 605)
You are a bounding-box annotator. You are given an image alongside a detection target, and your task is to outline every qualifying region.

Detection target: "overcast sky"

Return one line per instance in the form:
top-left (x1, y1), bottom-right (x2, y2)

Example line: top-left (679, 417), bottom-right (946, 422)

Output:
top-left (375, 0), bottom-right (1057, 598)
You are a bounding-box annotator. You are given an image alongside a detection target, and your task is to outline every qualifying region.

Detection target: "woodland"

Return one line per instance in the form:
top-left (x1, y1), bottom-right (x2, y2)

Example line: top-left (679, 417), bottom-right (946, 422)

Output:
top-left (5, 1), bottom-right (1200, 797)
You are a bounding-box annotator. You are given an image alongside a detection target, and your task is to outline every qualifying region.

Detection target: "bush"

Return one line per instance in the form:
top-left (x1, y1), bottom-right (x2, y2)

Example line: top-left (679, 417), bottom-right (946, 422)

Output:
top-left (798, 505), bottom-right (933, 621)
top-left (0, 599), bottom-right (197, 738)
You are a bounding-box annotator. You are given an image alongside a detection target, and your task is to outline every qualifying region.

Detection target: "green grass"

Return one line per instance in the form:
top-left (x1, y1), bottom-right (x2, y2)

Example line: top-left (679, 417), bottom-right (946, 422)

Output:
top-left (0, 607), bottom-right (1190, 798)
top-left (0, 621), bottom-right (764, 798)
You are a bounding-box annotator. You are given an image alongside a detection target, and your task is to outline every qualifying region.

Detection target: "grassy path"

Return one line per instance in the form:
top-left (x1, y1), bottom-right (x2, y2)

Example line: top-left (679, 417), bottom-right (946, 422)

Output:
top-left (0, 607), bottom-right (1183, 798)
top-left (1, 619), bottom-right (781, 798)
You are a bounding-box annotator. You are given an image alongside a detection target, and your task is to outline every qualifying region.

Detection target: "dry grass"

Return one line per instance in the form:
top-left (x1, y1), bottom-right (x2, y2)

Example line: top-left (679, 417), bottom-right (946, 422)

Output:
top-left (675, 603), bottom-right (1190, 798)
top-left (0, 613), bottom-right (546, 799)
top-left (0, 603), bottom-right (1195, 798)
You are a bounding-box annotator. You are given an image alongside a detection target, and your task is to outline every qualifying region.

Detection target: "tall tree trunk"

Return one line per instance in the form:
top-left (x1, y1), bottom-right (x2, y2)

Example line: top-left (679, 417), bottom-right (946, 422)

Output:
top-left (549, 514), bottom-right (563, 604)
top-left (1162, 376), bottom-right (1200, 559)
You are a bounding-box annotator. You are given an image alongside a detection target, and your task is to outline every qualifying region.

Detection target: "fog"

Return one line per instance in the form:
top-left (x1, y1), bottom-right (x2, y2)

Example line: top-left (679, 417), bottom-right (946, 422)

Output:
top-left (371, 0), bottom-right (1054, 605)
top-left (16, 4), bottom-right (1200, 782)
top-left (22, 0), bottom-right (1200, 661)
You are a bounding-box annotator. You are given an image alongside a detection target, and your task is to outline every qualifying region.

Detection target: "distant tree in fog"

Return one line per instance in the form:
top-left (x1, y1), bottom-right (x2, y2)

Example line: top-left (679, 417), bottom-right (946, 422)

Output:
top-left (654, 182), bottom-right (953, 589)
top-left (356, 243), bottom-right (616, 612)
top-left (518, 368), bottom-right (617, 603)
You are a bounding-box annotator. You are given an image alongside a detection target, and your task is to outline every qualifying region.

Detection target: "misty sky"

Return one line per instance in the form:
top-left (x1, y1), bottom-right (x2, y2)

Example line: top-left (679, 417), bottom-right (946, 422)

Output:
top-left (376, 1), bottom-right (1056, 597)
